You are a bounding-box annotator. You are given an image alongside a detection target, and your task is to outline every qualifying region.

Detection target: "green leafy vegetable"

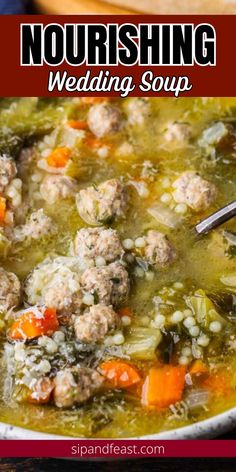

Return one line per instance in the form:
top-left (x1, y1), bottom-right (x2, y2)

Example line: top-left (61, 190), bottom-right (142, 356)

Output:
top-left (123, 327), bottom-right (162, 360)
top-left (186, 289), bottom-right (226, 329)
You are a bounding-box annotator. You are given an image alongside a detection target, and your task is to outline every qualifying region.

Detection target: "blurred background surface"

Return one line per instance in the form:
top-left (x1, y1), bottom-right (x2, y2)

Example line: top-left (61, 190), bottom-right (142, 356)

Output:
top-left (1, 0), bottom-right (236, 15)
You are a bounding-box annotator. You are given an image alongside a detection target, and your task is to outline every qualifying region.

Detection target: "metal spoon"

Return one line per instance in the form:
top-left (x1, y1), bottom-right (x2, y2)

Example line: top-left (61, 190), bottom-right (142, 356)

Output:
top-left (195, 200), bottom-right (236, 235)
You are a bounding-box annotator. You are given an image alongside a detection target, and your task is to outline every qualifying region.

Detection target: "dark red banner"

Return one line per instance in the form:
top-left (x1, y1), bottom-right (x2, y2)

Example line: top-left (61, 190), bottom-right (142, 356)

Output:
top-left (0, 15), bottom-right (235, 97)
top-left (0, 440), bottom-right (236, 458)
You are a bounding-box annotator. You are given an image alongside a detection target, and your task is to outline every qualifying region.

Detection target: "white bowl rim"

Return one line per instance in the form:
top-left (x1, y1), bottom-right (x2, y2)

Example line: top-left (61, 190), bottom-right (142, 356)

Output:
top-left (1, 404), bottom-right (236, 440)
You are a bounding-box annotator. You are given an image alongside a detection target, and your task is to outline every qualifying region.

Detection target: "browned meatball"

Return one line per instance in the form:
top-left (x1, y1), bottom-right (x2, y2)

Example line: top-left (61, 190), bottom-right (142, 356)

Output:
top-left (76, 179), bottom-right (127, 226)
top-left (53, 367), bottom-right (103, 408)
top-left (172, 171), bottom-right (216, 212)
top-left (88, 103), bottom-right (122, 138)
top-left (164, 122), bottom-right (191, 144)
top-left (13, 209), bottom-right (55, 243)
top-left (144, 230), bottom-right (176, 267)
top-left (0, 155), bottom-right (17, 194)
top-left (125, 98), bottom-right (150, 125)
top-left (0, 267), bottom-right (21, 313)
top-left (24, 257), bottom-right (83, 317)
top-left (40, 175), bottom-right (78, 204)
top-left (73, 227), bottom-right (123, 263)
top-left (81, 262), bottom-right (130, 307)
top-left (74, 305), bottom-right (118, 343)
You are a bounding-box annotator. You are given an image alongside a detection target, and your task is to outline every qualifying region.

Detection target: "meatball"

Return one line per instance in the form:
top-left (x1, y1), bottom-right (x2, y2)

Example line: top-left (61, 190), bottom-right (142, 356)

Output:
top-left (40, 175), bottom-right (78, 204)
top-left (28, 377), bottom-right (54, 404)
top-left (53, 367), bottom-right (103, 408)
top-left (0, 267), bottom-right (21, 313)
top-left (88, 103), bottom-right (122, 138)
top-left (81, 262), bottom-right (130, 307)
top-left (74, 305), bottom-right (118, 343)
top-left (76, 179), bottom-right (127, 226)
top-left (164, 122), bottom-right (191, 144)
top-left (0, 155), bottom-right (17, 194)
top-left (24, 257), bottom-right (82, 317)
top-left (144, 230), bottom-right (176, 267)
top-left (13, 209), bottom-right (55, 243)
top-left (172, 171), bottom-right (217, 212)
top-left (73, 227), bottom-right (123, 263)
top-left (125, 98), bottom-right (150, 125)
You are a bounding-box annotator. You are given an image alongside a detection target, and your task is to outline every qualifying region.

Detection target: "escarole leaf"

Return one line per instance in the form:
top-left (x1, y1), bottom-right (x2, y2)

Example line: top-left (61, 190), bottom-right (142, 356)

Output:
top-left (0, 98), bottom-right (73, 156)
top-left (123, 327), bottom-right (162, 360)
top-left (186, 289), bottom-right (226, 329)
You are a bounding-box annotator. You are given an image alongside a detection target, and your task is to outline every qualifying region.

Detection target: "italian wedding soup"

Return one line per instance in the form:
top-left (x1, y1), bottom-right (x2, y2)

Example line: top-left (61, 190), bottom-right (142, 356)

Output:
top-left (0, 97), bottom-right (235, 437)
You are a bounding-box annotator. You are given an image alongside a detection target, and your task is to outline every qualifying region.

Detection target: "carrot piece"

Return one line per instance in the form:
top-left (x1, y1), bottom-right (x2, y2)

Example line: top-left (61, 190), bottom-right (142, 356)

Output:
top-left (100, 360), bottom-right (141, 389)
top-left (142, 365), bottom-right (186, 408)
top-left (28, 377), bottom-right (54, 405)
top-left (84, 133), bottom-right (112, 151)
top-left (67, 120), bottom-right (87, 130)
top-left (0, 197), bottom-right (6, 224)
top-left (81, 97), bottom-right (109, 105)
top-left (189, 360), bottom-right (208, 376)
top-left (85, 135), bottom-right (104, 149)
top-left (203, 372), bottom-right (232, 397)
top-left (9, 307), bottom-right (59, 340)
top-left (47, 147), bottom-right (71, 168)
top-left (117, 307), bottom-right (133, 317)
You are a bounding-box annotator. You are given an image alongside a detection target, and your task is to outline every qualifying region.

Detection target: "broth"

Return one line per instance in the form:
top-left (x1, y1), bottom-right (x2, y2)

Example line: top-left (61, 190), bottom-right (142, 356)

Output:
top-left (0, 97), bottom-right (235, 437)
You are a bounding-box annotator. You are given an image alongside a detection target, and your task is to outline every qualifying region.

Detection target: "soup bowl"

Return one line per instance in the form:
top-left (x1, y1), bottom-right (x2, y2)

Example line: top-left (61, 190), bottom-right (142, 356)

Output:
top-left (1, 405), bottom-right (236, 440)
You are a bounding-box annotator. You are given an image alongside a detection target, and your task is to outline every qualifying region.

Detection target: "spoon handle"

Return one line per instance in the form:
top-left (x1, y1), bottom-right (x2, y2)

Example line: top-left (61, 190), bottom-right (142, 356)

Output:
top-left (195, 200), bottom-right (236, 235)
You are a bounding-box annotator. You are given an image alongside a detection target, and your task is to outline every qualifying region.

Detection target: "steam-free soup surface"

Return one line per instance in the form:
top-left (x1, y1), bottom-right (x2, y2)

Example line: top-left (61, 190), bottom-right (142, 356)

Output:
top-left (0, 97), bottom-right (236, 437)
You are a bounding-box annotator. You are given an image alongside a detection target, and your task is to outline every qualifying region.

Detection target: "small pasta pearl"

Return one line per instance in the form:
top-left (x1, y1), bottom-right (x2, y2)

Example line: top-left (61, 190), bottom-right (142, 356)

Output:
top-left (121, 315), bottom-right (131, 326)
top-left (113, 333), bottom-right (125, 345)
top-left (189, 326), bottom-right (200, 337)
top-left (38, 360), bottom-right (51, 373)
top-left (179, 356), bottom-right (190, 366)
top-left (209, 321), bottom-right (222, 333)
top-left (82, 294), bottom-right (95, 306)
top-left (122, 238), bottom-right (134, 250)
top-left (197, 334), bottom-right (210, 347)
top-left (183, 316), bottom-right (196, 328)
top-left (154, 314), bottom-right (166, 328)
top-left (181, 347), bottom-right (192, 356)
top-left (135, 237), bottom-right (146, 248)
top-left (175, 203), bottom-right (188, 214)
top-left (173, 282), bottom-right (184, 290)
top-left (53, 331), bottom-right (65, 343)
top-left (160, 193), bottom-right (172, 203)
top-left (171, 310), bottom-right (184, 323)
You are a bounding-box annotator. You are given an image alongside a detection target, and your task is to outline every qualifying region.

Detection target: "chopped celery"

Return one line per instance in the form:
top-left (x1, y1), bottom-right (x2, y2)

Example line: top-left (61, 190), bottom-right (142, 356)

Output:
top-left (123, 327), bottom-right (162, 360)
top-left (148, 203), bottom-right (182, 229)
top-left (186, 289), bottom-right (226, 329)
